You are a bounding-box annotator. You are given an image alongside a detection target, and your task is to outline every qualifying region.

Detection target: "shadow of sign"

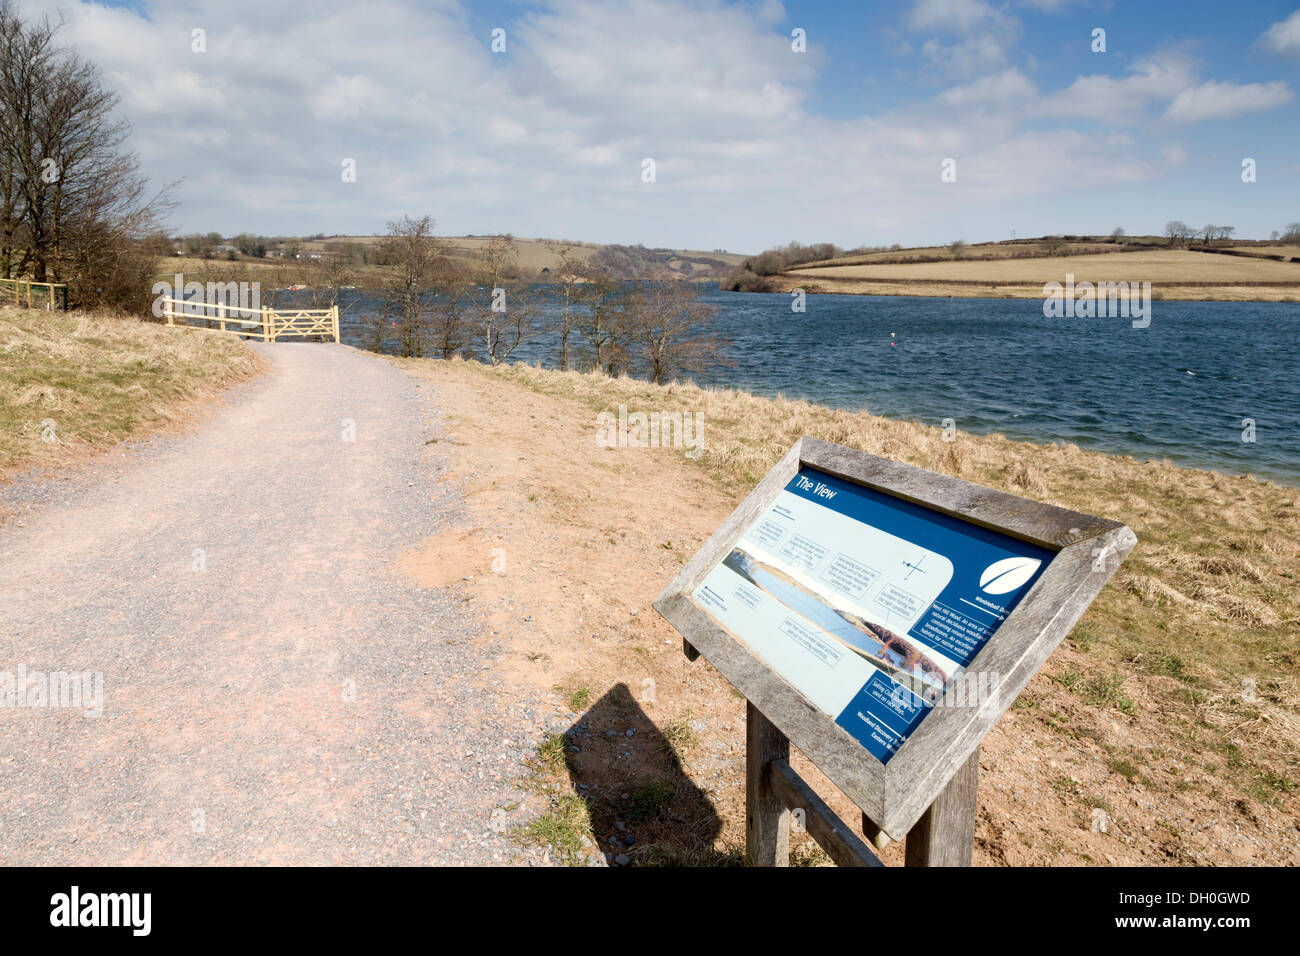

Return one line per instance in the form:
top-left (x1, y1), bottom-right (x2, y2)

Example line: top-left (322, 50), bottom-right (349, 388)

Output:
top-left (563, 683), bottom-right (729, 866)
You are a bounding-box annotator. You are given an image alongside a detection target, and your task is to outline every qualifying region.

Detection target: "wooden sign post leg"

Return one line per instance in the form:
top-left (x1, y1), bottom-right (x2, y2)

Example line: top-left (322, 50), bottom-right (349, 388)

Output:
top-left (745, 701), bottom-right (790, 866)
top-left (904, 745), bottom-right (980, 866)
top-left (861, 813), bottom-right (891, 851)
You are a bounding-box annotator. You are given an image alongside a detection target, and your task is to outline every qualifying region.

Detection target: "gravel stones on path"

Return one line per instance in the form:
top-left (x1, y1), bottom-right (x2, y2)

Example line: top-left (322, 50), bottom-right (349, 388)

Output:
top-left (0, 343), bottom-right (549, 865)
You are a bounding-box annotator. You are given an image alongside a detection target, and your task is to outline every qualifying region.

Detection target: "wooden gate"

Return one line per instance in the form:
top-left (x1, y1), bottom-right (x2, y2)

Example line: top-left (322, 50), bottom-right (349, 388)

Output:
top-left (159, 297), bottom-right (340, 343)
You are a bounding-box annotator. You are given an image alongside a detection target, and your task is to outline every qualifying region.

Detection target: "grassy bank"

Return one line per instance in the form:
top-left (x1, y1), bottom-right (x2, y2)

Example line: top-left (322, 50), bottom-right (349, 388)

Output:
top-left (431, 357), bottom-right (1298, 862)
top-left (0, 308), bottom-right (262, 479)
top-left (772, 274), bottom-right (1300, 302)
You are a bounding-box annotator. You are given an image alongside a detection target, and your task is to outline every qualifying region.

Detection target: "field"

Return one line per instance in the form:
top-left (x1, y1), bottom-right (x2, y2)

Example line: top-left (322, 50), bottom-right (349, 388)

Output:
top-left (391, 353), bottom-right (1300, 865)
top-left (781, 248), bottom-right (1300, 301)
top-left (0, 307), bottom-right (262, 480)
top-left (802, 240), bottom-right (1124, 268)
top-left (1228, 245), bottom-right (1300, 260)
top-left (790, 250), bottom-right (1300, 284)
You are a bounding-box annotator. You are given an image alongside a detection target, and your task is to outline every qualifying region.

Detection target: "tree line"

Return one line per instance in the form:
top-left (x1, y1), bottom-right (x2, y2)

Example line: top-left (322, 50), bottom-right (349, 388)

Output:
top-left (354, 216), bottom-right (724, 384)
top-left (721, 240), bottom-right (898, 291)
top-left (0, 2), bottom-right (169, 311)
top-left (1165, 221), bottom-right (1299, 246)
top-left (1164, 221), bottom-right (1236, 244)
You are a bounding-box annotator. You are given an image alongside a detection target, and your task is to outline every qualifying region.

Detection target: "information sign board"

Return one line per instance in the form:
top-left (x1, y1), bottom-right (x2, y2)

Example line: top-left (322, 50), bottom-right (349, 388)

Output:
top-left (655, 437), bottom-right (1135, 842)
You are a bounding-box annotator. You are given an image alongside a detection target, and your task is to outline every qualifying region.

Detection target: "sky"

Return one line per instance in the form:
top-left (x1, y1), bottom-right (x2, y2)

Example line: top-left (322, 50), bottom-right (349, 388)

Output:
top-left (19, 0), bottom-right (1300, 252)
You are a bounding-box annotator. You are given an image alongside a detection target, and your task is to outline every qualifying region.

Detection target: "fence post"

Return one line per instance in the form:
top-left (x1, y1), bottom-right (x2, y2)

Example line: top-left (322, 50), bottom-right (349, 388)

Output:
top-left (262, 306), bottom-right (273, 343)
top-left (25, 280), bottom-right (31, 308)
top-left (331, 305), bottom-right (340, 343)
top-left (47, 284), bottom-right (53, 311)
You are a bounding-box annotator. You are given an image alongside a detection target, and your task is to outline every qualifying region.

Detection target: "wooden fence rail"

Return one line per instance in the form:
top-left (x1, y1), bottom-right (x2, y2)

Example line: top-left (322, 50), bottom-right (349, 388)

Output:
top-left (0, 278), bottom-right (66, 311)
top-left (160, 297), bottom-right (340, 343)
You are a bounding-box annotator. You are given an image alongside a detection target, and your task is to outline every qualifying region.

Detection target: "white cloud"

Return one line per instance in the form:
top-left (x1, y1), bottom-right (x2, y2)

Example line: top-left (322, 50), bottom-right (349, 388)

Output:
top-left (908, 0), bottom-right (1021, 78)
top-left (1035, 54), bottom-right (1197, 124)
top-left (920, 34), bottom-right (1014, 77)
top-left (1162, 143), bottom-right (1188, 168)
top-left (1163, 80), bottom-right (1293, 123)
top-left (6, 0), bottom-right (1282, 249)
top-left (910, 0), bottom-right (1005, 33)
top-left (938, 68), bottom-right (1037, 109)
top-left (1260, 8), bottom-right (1300, 57)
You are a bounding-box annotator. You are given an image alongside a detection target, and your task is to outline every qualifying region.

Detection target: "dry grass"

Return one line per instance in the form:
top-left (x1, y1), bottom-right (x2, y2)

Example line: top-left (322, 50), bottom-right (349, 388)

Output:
top-left (447, 357), bottom-right (1300, 815)
top-left (789, 249), bottom-right (1300, 286)
top-left (1229, 245), bottom-right (1300, 259)
top-left (161, 256), bottom-right (283, 275)
top-left (806, 240), bottom-right (1119, 268)
top-left (0, 307), bottom-right (262, 477)
top-left (157, 256), bottom-right (392, 287)
top-left (773, 276), bottom-right (1300, 302)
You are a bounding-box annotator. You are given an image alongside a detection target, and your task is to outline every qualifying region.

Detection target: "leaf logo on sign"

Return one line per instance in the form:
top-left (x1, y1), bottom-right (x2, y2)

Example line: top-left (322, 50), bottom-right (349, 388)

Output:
top-left (979, 557), bottom-right (1041, 595)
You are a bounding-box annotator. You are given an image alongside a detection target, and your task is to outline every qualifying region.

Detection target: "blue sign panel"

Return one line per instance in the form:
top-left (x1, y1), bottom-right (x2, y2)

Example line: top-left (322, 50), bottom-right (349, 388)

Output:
top-left (691, 467), bottom-right (1056, 763)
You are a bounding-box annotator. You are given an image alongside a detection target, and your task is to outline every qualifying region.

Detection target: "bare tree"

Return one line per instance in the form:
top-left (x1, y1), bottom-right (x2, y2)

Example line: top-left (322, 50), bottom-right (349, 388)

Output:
top-left (375, 214), bottom-right (443, 357)
top-left (0, 1), bottom-right (172, 310)
top-left (1165, 220), bottom-right (1193, 246)
top-left (629, 276), bottom-right (723, 384)
top-left (426, 255), bottom-right (474, 359)
top-left (306, 251), bottom-right (353, 311)
top-left (545, 242), bottom-right (588, 370)
top-left (477, 234), bottom-right (541, 365)
top-left (575, 268), bottom-right (632, 375)
top-left (949, 239), bottom-right (966, 259)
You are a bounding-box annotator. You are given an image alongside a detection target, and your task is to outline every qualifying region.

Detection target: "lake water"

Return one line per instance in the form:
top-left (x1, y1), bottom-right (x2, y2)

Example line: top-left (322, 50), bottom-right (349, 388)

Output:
top-left (293, 287), bottom-right (1300, 484)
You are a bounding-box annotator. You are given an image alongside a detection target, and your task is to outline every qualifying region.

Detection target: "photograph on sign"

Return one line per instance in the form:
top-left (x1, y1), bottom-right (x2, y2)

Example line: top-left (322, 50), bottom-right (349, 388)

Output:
top-left (690, 467), bottom-right (1056, 763)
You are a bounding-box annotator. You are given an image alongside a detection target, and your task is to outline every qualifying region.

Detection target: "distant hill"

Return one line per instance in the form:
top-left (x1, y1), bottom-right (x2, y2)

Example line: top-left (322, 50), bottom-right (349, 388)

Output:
top-left (298, 234), bottom-right (751, 280)
top-left (723, 235), bottom-right (1300, 302)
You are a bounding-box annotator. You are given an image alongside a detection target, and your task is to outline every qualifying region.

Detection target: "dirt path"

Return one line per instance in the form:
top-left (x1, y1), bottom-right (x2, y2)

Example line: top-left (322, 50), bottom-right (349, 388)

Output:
top-left (0, 343), bottom-right (553, 865)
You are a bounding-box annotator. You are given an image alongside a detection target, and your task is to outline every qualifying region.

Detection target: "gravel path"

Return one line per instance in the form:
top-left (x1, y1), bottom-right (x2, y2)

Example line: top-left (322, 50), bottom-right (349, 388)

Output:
top-left (0, 343), bottom-right (550, 865)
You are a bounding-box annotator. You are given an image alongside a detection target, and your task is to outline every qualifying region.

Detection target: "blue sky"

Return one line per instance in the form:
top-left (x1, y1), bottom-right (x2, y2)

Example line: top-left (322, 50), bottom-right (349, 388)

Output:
top-left (23, 0), bottom-right (1300, 251)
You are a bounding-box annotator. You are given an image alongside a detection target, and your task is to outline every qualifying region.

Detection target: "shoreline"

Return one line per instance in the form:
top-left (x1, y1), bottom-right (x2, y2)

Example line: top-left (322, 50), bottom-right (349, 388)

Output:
top-left (312, 293), bottom-right (1299, 487)
top-left (765, 274), bottom-right (1300, 303)
top-left (686, 378), bottom-right (1298, 488)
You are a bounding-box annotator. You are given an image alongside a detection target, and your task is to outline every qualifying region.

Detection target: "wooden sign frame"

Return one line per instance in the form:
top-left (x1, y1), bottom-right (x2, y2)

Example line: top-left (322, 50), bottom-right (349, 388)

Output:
top-left (654, 437), bottom-right (1135, 862)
